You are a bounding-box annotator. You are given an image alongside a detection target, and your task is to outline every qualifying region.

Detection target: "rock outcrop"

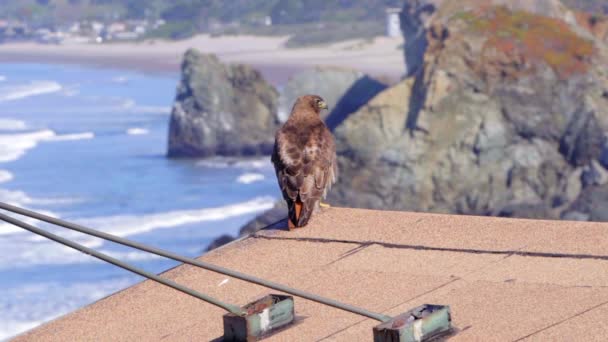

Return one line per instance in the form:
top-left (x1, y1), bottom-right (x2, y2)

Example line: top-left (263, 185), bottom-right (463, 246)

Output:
top-left (279, 66), bottom-right (387, 129)
top-left (206, 2), bottom-right (608, 250)
top-left (167, 49), bottom-right (280, 157)
top-left (329, 2), bottom-right (608, 219)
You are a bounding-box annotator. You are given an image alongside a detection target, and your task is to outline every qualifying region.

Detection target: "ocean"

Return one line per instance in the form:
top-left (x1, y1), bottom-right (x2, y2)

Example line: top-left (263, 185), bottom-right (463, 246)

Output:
top-left (0, 63), bottom-right (279, 340)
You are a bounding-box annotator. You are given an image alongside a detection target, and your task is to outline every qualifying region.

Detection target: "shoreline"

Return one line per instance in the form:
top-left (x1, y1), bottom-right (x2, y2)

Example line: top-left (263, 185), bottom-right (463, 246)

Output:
top-left (0, 34), bottom-right (406, 85)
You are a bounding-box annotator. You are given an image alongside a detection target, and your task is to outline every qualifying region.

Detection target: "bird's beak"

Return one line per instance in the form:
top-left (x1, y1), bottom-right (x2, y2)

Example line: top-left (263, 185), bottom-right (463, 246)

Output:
top-left (319, 101), bottom-right (328, 110)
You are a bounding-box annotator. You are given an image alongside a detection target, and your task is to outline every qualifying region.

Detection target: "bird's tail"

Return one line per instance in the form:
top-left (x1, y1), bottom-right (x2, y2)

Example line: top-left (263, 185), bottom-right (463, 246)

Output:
top-left (288, 198), bottom-right (313, 229)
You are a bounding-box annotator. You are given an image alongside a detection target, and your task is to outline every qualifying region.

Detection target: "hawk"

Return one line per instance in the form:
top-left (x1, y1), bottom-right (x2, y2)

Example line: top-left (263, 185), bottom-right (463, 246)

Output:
top-left (271, 95), bottom-right (337, 229)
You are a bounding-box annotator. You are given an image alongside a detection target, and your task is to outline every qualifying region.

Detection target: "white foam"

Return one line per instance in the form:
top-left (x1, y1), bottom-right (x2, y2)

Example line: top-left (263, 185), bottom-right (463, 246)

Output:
top-left (0, 189), bottom-right (32, 205)
top-left (0, 198), bottom-right (275, 270)
top-left (0, 81), bottom-right (62, 102)
top-left (126, 127), bottom-right (149, 135)
top-left (0, 278), bottom-right (134, 340)
top-left (0, 188), bottom-right (81, 213)
top-left (0, 129), bottom-right (55, 163)
top-left (0, 170), bottom-right (13, 183)
top-left (0, 129), bottom-right (94, 163)
top-left (236, 173), bottom-right (265, 184)
top-left (45, 132), bottom-right (94, 142)
top-left (197, 157), bottom-right (272, 170)
top-left (0, 319), bottom-right (46, 341)
top-left (78, 196), bottom-right (276, 237)
top-left (120, 98), bottom-right (170, 114)
top-left (0, 119), bottom-right (26, 131)
top-left (0, 209), bottom-right (59, 236)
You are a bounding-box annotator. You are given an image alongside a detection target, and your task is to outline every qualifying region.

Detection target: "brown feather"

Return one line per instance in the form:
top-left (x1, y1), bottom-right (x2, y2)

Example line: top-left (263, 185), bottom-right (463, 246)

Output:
top-left (271, 95), bottom-right (337, 228)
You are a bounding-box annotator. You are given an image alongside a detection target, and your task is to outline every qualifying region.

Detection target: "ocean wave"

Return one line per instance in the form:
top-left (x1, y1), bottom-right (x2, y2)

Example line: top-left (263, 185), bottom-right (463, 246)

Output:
top-left (0, 209), bottom-right (59, 236)
top-left (0, 170), bottom-right (13, 183)
top-left (197, 157), bottom-right (272, 170)
top-left (236, 173), bottom-right (265, 184)
top-left (120, 99), bottom-right (170, 114)
top-left (77, 196), bottom-right (276, 237)
top-left (0, 199), bottom-right (275, 269)
top-left (0, 119), bottom-right (26, 131)
top-left (0, 129), bottom-right (55, 163)
top-left (0, 129), bottom-right (94, 163)
top-left (0, 188), bottom-right (82, 213)
top-left (126, 127), bottom-right (149, 135)
top-left (128, 105), bottom-right (171, 114)
top-left (0, 189), bottom-right (32, 206)
top-left (0, 278), bottom-right (134, 340)
top-left (45, 132), bottom-right (94, 142)
top-left (0, 81), bottom-right (62, 102)
top-left (0, 319), bottom-right (46, 341)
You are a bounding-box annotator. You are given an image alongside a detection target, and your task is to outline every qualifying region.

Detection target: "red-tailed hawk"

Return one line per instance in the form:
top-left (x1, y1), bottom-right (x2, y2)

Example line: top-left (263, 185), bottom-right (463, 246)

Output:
top-left (271, 95), bottom-right (337, 229)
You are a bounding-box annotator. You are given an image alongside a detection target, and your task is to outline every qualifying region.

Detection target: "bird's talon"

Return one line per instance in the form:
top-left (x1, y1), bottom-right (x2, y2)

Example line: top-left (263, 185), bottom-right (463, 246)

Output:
top-left (319, 202), bottom-right (331, 208)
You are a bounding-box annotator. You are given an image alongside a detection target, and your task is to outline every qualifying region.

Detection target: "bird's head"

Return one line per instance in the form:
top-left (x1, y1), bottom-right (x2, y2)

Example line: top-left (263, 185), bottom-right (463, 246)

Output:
top-left (295, 94), bottom-right (328, 114)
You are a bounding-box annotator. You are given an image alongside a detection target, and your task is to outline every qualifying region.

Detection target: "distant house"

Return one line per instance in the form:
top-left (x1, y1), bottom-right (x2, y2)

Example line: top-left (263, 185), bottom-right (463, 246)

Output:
top-left (91, 21), bottom-right (105, 35)
top-left (34, 29), bottom-right (63, 44)
top-left (0, 22), bottom-right (31, 42)
top-left (107, 22), bottom-right (127, 34)
top-left (385, 8), bottom-right (402, 37)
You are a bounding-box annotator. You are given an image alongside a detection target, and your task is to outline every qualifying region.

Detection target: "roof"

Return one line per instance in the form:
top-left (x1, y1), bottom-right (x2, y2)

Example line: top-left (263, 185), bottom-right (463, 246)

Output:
top-left (14, 207), bottom-right (608, 341)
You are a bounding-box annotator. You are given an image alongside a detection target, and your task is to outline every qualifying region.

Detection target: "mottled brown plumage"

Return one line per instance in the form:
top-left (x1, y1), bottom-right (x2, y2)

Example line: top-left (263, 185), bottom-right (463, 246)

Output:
top-left (271, 95), bottom-right (337, 228)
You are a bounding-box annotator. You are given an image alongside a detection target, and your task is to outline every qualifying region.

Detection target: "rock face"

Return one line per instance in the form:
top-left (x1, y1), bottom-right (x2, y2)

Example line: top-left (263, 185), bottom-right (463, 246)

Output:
top-left (167, 49), bottom-right (280, 157)
top-left (329, 2), bottom-right (608, 220)
top-left (279, 66), bottom-right (387, 129)
top-left (207, 3), bottom-right (608, 250)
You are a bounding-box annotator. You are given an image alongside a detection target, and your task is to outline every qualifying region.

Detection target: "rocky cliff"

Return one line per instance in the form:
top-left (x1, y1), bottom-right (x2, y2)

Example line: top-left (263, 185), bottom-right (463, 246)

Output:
top-left (187, 1), bottom-right (608, 250)
top-left (167, 49), bottom-right (280, 157)
top-left (330, 1), bottom-right (608, 220)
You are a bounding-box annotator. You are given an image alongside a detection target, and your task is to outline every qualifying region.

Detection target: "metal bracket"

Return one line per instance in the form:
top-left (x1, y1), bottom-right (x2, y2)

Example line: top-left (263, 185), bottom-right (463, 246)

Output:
top-left (373, 304), bottom-right (452, 342)
top-left (223, 294), bottom-right (295, 341)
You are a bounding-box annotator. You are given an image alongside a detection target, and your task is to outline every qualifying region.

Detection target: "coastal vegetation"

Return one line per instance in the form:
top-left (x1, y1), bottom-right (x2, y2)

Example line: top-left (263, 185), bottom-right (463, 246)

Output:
top-left (453, 6), bottom-right (595, 78)
top-left (0, 0), bottom-right (401, 45)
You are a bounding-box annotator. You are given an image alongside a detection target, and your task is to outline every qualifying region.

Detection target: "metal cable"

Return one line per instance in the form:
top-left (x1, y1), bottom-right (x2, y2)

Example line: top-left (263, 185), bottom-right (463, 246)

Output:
top-left (0, 202), bottom-right (392, 322)
top-left (0, 212), bottom-right (245, 315)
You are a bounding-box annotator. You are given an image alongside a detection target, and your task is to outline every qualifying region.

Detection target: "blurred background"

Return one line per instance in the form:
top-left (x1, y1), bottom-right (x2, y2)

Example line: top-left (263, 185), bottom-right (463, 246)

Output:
top-left (0, 0), bottom-right (607, 339)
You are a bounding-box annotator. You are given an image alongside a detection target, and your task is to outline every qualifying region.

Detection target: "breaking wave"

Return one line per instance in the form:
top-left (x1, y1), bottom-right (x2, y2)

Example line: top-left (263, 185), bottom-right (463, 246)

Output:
top-left (0, 81), bottom-right (62, 102)
top-left (197, 157), bottom-right (272, 170)
top-left (0, 170), bottom-right (13, 183)
top-left (46, 132), bottom-right (94, 142)
top-left (119, 99), bottom-right (170, 114)
top-left (0, 278), bottom-right (135, 340)
top-left (0, 130), bottom-right (55, 163)
top-left (126, 127), bottom-right (149, 135)
top-left (0, 130), bottom-right (94, 163)
top-left (0, 119), bottom-right (26, 131)
top-left (77, 196), bottom-right (276, 237)
top-left (236, 173), bottom-right (265, 184)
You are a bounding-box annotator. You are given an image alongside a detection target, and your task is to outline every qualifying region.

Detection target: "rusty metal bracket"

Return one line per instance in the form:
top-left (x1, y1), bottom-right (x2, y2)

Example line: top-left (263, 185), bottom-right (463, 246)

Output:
top-left (223, 294), bottom-right (295, 342)
top-left (373, 304), bottom-right (452, 342)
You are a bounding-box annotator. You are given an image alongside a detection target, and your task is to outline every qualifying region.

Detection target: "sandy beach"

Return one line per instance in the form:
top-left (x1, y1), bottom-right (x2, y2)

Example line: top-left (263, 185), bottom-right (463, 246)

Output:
top-left (0, 34), bottom-right (406, 85)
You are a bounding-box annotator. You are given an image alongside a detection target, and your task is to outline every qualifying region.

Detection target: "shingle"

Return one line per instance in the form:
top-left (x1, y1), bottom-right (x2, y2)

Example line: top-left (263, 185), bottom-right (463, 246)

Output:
top-left (14, 207), bottom-right (608, 341)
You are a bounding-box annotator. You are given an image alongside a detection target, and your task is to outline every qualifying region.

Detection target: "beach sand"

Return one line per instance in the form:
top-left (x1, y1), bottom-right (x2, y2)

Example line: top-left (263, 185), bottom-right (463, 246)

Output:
top-left (0, 34), bottom-right (405, 85)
